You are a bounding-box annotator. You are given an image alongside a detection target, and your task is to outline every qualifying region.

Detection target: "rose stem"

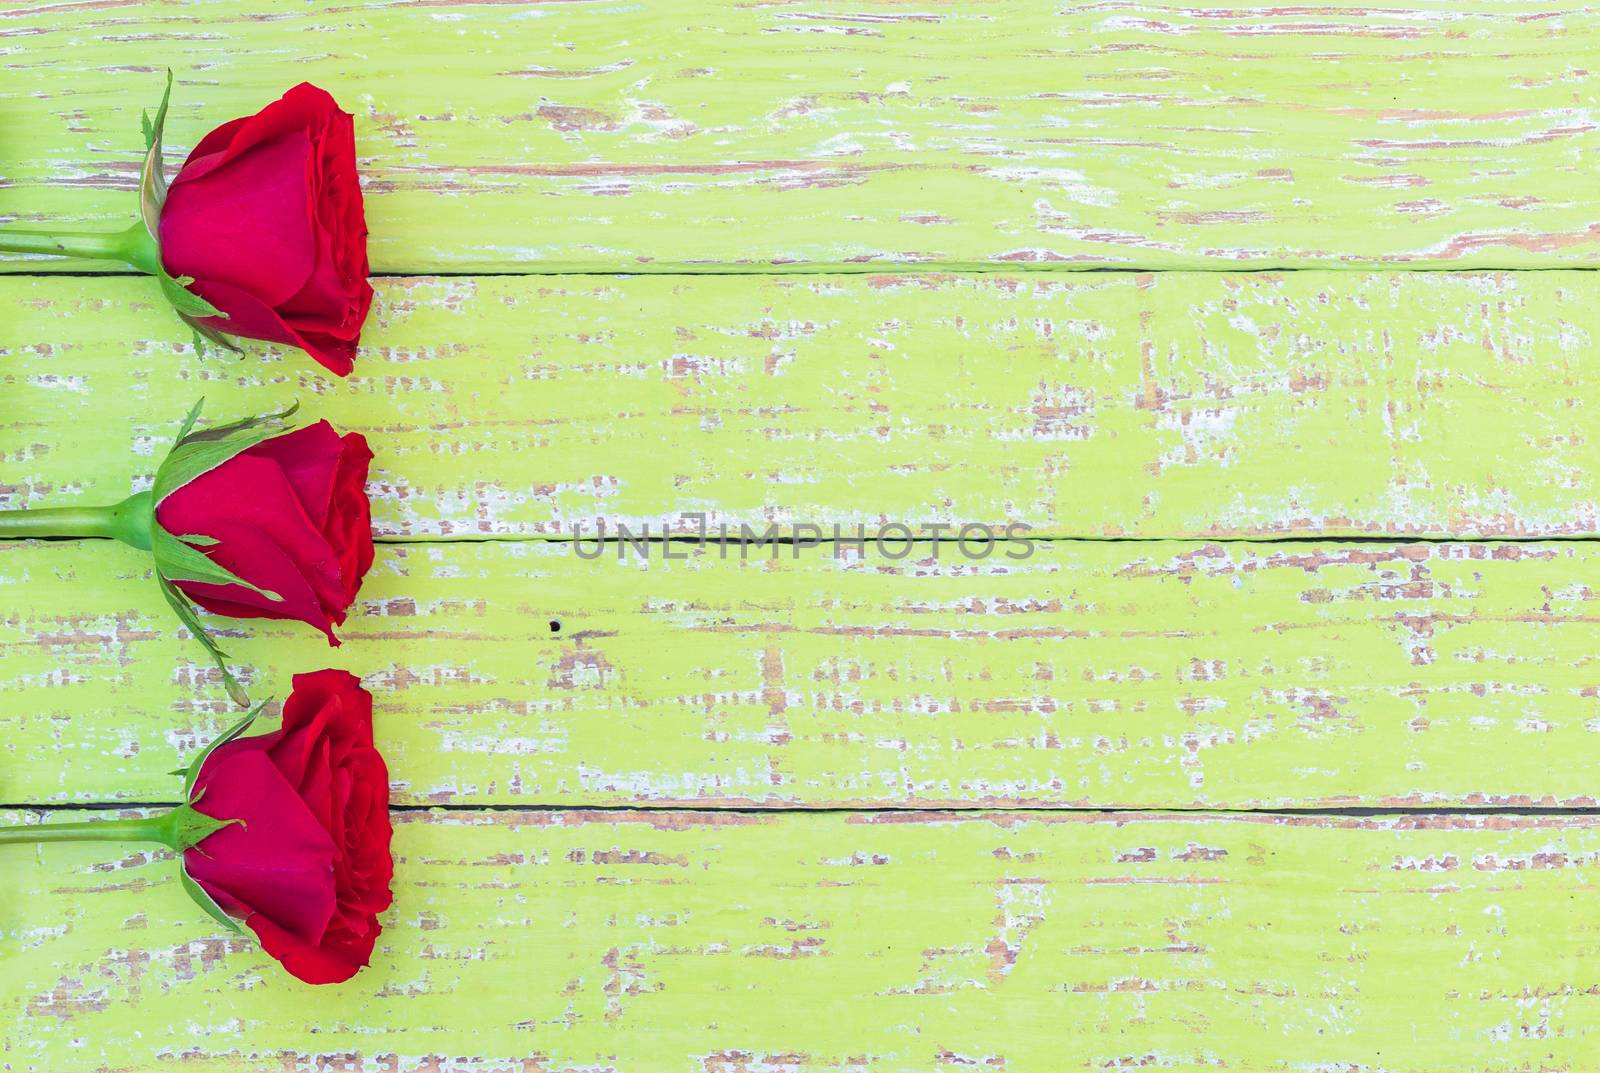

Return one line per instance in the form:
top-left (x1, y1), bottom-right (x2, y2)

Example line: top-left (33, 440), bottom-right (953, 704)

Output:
top-left (0, 491), bottom-right (153, 549)
top-left (0, 806), bottom-right (233, 851)
top-left (0, 811), bottom-right (177, 847)
top-left (0, 220), bottom-right (159, 273)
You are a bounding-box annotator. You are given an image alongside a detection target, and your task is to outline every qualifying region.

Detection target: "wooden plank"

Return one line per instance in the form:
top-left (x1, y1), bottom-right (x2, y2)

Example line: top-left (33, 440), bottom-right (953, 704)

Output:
top-left (5, 808), bottom-right (1600, 1071)
top-left (5, 536), bottom-right (1599, 809)
top-left (5, 270), bottom-right (1600, 539)
top-left (3, 2), bottom-right (1600, 272)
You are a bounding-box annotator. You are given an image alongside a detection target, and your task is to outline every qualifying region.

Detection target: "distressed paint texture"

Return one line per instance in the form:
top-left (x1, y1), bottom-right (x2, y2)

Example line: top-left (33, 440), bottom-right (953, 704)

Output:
top-left (4, 271), bottom-right (1599, 538)
top-left (2, 2), bottom-right (1600, 271)
top-left (4, 1), bottom-right (1600, 1064)
top-left (4, 809), bottom-right (1600, 1072)
top-left (4, 537), bottom-right (1599, 809)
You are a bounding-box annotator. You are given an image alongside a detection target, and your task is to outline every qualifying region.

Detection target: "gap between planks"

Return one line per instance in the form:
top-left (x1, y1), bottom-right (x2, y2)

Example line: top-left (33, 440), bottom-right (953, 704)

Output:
top-left (8, 802), bottom-right (1600, 818)
top-left (18, 533), bottom-right (1600, 546)
top-left (365, 534), bottom-right (1600, 546)
top-left (7, 265), bottom-right (1600, 279)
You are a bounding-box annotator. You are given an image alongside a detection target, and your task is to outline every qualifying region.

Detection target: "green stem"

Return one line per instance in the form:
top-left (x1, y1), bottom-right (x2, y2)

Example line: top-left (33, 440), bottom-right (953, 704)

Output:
top-left (0, 220), bottom-right (159, 274)
top-left (0, 491), bottom-right (153, 550)
top-left (0, 804), bottom-right (235, 852)
top-left (0, 810), bottom-right (177, 848)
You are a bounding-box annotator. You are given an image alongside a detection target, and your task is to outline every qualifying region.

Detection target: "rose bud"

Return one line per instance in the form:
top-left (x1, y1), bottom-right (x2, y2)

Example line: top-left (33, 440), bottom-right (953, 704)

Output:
top-left (156, 410), bottom-right (376, 645)
top-left (158, 83), bottom-right (373, 376)
top-left (0, 400), bottom-right (374, 705)
top-left (0, 670), bottom-right (394, 985)
top-left (0, 71), bottom-right (371, 376)
top-left (185, 669), bottom-right (394, 983)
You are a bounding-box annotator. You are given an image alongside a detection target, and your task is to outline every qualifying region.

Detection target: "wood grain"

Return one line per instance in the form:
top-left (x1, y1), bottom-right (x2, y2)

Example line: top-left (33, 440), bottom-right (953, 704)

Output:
top-left (5, 536), bottom-right (1598, 809)
top-left (5, 270), bottom-right (1600, 538)
top-left (5, 808), bottom-right (1600, 1072)
top-left (6, 1), bottom-right (1599, 1065)
top-left (3, 2), bottom-right (1600, 271)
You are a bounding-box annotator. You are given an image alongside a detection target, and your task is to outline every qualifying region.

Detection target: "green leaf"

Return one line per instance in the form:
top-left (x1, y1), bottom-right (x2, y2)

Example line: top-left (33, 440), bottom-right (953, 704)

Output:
top-left (152, 525), bottom-right (282, 601)
top-left (156, 267), bottom-right (228, 320)
top-left (138, 69), bottom-right (174, 241)
top-left (173, 398), bottom-right (204, 447)
top-left (169, 801), bottom-right (241, 850)
top-left (154, 403), bottom-right (299, 503)
top-left (157, 574), bottom-right (228, 660)
top-left (156, 574), bottom-right (249, 708)
top-left (175, 533), bottom-right (219, 546)
top-left (183, 314), bottom-right (243, 357)
top-left (182, 701), bottom-right (268, 796)
top-left (154, 428), bottom-right (282, 503)
top-left (135, 71), bottom-right (235, 331)
top-left (179, 866), bottom-right (245, 936)
top-left (178, 400), bottom-right (299, 447)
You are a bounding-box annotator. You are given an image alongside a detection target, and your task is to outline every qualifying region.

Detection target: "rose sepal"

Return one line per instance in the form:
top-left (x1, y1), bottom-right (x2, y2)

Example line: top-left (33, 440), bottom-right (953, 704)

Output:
top-left (167, 705), bottom-right (265, 934)
top-left (151, 527), bottom-right (279, 602)
top-left (165, 799), bottom-right (242, 852)
top-left (0, 674), bottom-right (391, 984)
top-left (154, 399), bottom-right (301, 503)
top-left (179, 868), bottom-right (246, 935)
top-left (181, 702), bottom-right (265, 796)
top-left (137, 72), bottom-right (172, 237)
top-left (0, 71), bottom-right (233, 353)
top-left (146, 399), bottom-right (301, 706)
top-left (138, 69), bottom-right (234, 352)
top-left (0, 401), bottom-right (373, 709)
top-left (150, 398), bottom-right (298, 598)
top-left (0, 799), bottom-right (242, 931)
top-left (157, 575), bottom-right (247, 707)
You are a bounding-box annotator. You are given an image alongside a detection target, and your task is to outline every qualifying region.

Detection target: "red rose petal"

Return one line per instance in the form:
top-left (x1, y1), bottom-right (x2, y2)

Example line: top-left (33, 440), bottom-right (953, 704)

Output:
top-left (186, 749), bottom-right (338, 946)
top-left (171, 530), bottom-right (340, 643)
top-left (175, 83), bottom-right (345, 184)
top-left (158, 452), bottom-right (351, 632)
top-left (188, 277), bottom-right (358, 377)
top-left (245, 907), bottom-right (376, 985)
top-left (161, 130), bottom-right (318, 309)
top-left (185, 669), bottom-right (391, 985)
top-left (328, 433), bottom-right (375, 603)
top-left (271, 688), bottom-right (358, 793)
top-left (159, 83), bottom-right (368, 376)
top-left (180, 115), bottom-right (249, 170)
top-left (243, 422), bottom-right (344, 530)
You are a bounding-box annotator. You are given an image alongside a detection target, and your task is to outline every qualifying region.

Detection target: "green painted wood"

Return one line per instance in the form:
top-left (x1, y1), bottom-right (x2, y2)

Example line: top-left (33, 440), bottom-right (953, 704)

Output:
top-left (5, 271), bottom-right (1599, 539)
top-left (4, 2), bottom-right (1598, 1062)
top-left (3, 2), bottom-right (1600, 272)
top-left (4, 537), bottom-right (1597, 809)
top-left (5, 808), bottom-right (1600, 1072)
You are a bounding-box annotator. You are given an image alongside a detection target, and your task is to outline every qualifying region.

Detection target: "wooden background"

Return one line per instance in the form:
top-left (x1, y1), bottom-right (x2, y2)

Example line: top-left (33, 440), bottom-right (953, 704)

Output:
top-left (3, 2), bottom-right (1600, 1070)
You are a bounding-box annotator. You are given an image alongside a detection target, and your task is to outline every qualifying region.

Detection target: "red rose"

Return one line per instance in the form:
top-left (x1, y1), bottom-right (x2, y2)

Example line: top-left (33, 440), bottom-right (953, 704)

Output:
top-left (159, 83), bottom-right (373, 377)
top-left (185, 669), bottom-right (393, 984)
top-left (156, 419), bottom-right (374, 644)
